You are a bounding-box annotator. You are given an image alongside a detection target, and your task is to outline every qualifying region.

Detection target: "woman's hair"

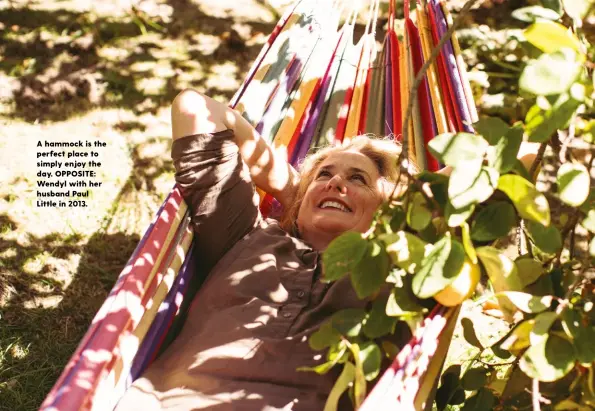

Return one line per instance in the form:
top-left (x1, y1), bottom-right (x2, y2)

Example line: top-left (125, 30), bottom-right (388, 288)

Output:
top-left (279, 135), bottom-right (409, 232)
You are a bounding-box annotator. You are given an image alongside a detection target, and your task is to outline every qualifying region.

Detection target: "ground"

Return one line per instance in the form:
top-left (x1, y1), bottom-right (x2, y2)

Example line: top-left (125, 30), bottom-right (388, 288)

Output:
top-left (0, 0), bottom-right (571, 410)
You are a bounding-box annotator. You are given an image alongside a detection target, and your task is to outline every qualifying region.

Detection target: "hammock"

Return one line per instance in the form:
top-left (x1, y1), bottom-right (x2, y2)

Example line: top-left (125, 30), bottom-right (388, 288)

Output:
top-left (41, 0), bottom-right (478, 409)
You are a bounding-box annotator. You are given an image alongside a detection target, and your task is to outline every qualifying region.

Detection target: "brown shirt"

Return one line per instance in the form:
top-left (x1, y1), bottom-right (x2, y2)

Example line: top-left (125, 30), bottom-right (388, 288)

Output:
top-left (116, 130), bottom-right (405, 410)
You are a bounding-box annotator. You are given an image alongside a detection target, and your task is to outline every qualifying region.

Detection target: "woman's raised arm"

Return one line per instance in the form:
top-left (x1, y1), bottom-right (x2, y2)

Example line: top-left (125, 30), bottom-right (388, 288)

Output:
top-left (172, 89), bottom-right (299, 208)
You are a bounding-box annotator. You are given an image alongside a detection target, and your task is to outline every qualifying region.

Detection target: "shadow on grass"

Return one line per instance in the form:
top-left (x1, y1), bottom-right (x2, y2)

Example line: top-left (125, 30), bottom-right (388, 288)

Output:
top-left (0, 127), bottom-right (175, 409)
top-left (0, 215), bottom-right (140, 410)
top-left (0, 0), bottom-right (275, 122)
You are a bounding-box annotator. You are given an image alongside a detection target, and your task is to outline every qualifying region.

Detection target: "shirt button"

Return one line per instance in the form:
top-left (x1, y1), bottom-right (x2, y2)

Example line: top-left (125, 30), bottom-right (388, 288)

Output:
top-left (282, 312), bottom-right (292, 318)
top-left (297, 291), bottom-right (306, 298)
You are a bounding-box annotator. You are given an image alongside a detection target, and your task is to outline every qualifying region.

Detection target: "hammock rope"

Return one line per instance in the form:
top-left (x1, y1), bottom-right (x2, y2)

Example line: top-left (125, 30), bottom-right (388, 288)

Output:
top-left (41, 0), bottom-right (478, 409)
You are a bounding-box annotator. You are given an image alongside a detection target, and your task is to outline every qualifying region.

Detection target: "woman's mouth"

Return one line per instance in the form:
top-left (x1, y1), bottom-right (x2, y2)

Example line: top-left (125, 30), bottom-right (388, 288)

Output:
top-left (318, 200), bottom-right (352, 213)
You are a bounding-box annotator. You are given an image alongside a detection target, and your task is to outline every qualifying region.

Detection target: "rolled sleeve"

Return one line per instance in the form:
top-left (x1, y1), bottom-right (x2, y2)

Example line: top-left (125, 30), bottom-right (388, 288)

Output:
top-left (171, 129), bottom-right (260, 270)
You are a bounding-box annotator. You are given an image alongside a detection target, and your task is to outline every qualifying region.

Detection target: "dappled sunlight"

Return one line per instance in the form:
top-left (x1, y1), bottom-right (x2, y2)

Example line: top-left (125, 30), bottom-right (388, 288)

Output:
top-left (205, 62), bottom-right (241, 91)
top-left (191, 33), bottom-right (223, 56)
top-left (23, 294), bottom-right (64, 309)
top-left (193, 338), bottom-right (264, 365)
top-left (229, 268), bottom-right (254, 286)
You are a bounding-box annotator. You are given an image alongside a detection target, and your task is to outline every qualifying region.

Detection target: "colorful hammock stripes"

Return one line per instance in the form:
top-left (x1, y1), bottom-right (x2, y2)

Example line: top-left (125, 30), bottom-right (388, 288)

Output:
top-left (41, 0), bottom-right (478, 409)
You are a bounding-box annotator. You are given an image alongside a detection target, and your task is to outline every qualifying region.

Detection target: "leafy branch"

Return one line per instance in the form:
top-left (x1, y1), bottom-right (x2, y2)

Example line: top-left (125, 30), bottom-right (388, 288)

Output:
top-left (304, 2), bottom-right (594, 410)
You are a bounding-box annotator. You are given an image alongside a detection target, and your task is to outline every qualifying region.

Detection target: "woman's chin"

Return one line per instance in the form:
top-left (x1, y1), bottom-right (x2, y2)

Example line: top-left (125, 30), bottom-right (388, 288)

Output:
top-left (311, 218), bottom-right (355, 237)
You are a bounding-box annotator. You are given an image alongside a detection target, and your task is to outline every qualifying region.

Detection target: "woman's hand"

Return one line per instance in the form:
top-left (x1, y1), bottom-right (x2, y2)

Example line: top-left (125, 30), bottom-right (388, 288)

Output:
top-left (172, 89), bottom-right (299, 208)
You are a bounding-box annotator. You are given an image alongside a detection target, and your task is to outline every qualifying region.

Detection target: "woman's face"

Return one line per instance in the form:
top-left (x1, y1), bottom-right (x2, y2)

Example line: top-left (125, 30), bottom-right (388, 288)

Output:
top-left (296, 150), bottom-right (384, 244)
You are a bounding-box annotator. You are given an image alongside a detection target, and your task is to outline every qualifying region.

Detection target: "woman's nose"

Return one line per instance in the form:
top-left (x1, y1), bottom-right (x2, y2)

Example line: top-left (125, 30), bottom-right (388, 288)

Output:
top-left (325, 174), bottom-right (346, 193)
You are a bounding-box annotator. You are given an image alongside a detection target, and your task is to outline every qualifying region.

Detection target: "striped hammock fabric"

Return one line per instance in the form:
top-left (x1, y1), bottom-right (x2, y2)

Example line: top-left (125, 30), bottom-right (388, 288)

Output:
top-left (41, 0), bottom-right (477, 409)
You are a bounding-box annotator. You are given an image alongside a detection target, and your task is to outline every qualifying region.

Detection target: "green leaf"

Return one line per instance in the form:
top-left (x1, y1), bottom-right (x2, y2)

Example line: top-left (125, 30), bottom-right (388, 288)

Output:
top-left (428, 132), bottom-right (488, 167)
top-left (381, 341), bottom-right (401, 360)
top-left (497, 174), bottom-right (550, 226)
top-left (331, 309), bottom-right (366, 337)
top-left (389, 205), bottom-right (407, 232)
top-left (525, 220), bottom-right (562, 254)
top-left (581, 209), bottom-right (595, 233)
top-left (512, 159), bottom-right (532, 181)
top-left (386, 277), bottom-right (427, 317)
top-left (520, 49), bottom-right (582, 96)
top-left (477, 247), bottom-right (523, 292)
top-left (515, 258), bottom-right (545, 288)
top-left (523, 20), bottom-right (583, 54)
top-left (491, 344), bottom-right (512, 360)
top-left (363, 296), bottom-right (397, 339)
top-left (562, 308), bottom-right (595, 365)
top-left (486, 126), bottom-right (524, 174)
top-left (557, 162), bottom-right (590, 207)
top-left (417, 172), bottom-right (449, 209)
top-left (296, 361), bottom-right (336, 375)
top-left (542, 0), bottom-right (563, 14)
top-left (501, 320), bottom-right (534, 353)
top-left (348, 343), bottom-right (367, 408)
top-left (519, 334), bottom-right (576, 382)
top-left (524, 274), bottom-right (555, 297)
top-left (450, 389), bottom-right (466, 405)
top-left (462, 317), bottom-right (484, 349)
top-left (530, 311), bottom-right (558, 345)
top-left (298, 342), bottom-right (348, 374)
top-left (562, 0), bottom-right (593, 20)
top-left (412, 234), bottom-right (466, 299)
top-left (351, 240), bottom-right (390, 299)
top-left (381, 231), bottom-right (430, 274)
top-left (477, 247), bottom-right (523, 319)
top-left (309, 321), bottom-right (342, 351)
top-left (436, 366), bottom-right (461, 411)
top-left (590, 237), bottom-right (595, 258)
top-left (580, 119), bottom-right (595, 144)
top-left (461, 222), bottom-right (478, 264)
top-left (449, 160), bottom-right (499, 209)
top-left (501, 291), bottom-right (554, 313)
top-left (471, 201), bottom-right (517, 242)
top-left (525, 103), bottom-right (542, 125)
top-left (512, 5), bottom-right (562, 22)
top-left (359, 341), bottom-right (382, 381)
top-left (473, 116), bottom-right (509, 145)
top-left (323, 232), bottom-right (367, 281)
top-left (461, 388), bottom-right (496, 411)
top-left (407, 192), bottom-right (432, 231)
top-left (461, 367), bottom-right (489, 391)
top-left (549, 268), bottom-right (566, 298)
top-left (416, 170), bottom-right (449, 184)
top-left (527, 90), bottom-right (584, 142)
top-left (445, 202), bottom-right (475, 228)
top-left (327, 340), bottom-right (349, 363)
top-left (580, 189), bottom-right (595, 214)
top-left (323, 362), bottom-right (355, 411)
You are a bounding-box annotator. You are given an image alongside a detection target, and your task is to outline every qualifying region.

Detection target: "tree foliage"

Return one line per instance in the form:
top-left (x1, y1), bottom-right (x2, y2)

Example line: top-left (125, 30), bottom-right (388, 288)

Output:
top-left (302, 1), bottom-right (594, 409)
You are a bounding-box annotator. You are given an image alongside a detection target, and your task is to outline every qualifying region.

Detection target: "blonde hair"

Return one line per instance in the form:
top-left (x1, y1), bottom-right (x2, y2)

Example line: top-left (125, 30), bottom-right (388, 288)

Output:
top-left (279, 135), bottom-right (408, 232)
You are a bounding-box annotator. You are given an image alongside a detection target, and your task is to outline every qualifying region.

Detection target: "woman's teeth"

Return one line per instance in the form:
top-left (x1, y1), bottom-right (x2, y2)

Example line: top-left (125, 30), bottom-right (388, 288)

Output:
top-left (319, 201), bottom-right (350, 212)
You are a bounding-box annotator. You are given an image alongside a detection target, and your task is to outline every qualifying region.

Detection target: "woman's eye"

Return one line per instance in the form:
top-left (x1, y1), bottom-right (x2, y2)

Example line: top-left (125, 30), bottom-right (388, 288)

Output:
top-left (317, 170), bottom-right (332, 179)
top-left (350, 174), bottom-right (366, 184)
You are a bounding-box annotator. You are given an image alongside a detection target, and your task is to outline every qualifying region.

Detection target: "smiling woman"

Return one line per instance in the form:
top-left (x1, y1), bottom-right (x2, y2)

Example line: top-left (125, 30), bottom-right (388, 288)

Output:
top-left (113, 89), bottom-right (412, 411)
top-left (283, 137), bottom-right (405, 251)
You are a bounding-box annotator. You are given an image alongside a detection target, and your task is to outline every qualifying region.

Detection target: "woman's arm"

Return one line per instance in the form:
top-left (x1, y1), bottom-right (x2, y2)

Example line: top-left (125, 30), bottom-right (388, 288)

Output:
top-left (172, 89), bottom-right (299, 208)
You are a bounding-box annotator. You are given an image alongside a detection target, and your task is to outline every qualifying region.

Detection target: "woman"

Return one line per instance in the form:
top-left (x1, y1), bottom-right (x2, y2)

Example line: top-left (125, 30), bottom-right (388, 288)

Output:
top-left (116, 89), bottom-right (538, 410)
top-left (115, 89), bottom-right (409, 411)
